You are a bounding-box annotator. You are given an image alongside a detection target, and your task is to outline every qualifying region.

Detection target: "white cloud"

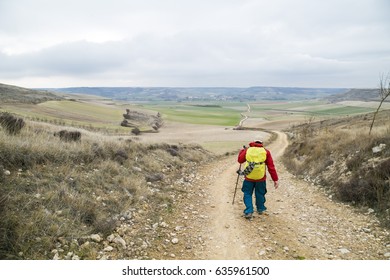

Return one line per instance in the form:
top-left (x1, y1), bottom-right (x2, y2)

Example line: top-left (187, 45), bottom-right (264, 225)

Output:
top-left (0, 0), bottom-right (389, 88)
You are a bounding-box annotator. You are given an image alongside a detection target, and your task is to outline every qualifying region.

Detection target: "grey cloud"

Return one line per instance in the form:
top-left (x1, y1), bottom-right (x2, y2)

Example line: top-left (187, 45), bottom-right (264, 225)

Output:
top-left (1, 0), bottom-right (389, 87)
top-left (0, 41), bottom-right (129, 77)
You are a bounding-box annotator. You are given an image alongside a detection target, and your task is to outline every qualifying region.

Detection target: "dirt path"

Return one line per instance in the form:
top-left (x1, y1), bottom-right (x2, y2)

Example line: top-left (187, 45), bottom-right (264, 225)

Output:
top-left (237, 103), bottom-right (250, 128)
top-left (166, 131), bottom-right (390, 260)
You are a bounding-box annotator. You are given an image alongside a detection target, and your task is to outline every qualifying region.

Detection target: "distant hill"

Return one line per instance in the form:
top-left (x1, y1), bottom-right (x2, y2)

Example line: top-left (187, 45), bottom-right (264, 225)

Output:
top-left (326, 88), bottom-right (382, 102)
top-left (0, 83), bottom-right (62, 104)
top-left (6, 83), bottom-right (382, 103)
top-left (47, 86), bottom-right (348, 101)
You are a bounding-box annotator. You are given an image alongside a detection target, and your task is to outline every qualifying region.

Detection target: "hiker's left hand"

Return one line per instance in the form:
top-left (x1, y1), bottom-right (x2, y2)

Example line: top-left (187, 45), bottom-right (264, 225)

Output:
top-left (274, 181), bottom-right (279, 189)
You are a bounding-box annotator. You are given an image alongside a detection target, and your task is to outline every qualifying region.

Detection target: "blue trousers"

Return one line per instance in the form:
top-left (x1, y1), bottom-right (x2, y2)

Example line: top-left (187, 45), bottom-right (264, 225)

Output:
top-left (241, 180), bottom-right (267, 214)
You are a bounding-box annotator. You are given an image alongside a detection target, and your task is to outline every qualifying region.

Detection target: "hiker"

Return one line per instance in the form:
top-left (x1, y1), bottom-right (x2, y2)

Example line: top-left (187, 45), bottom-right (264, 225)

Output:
top-left (237, 140), bottom-right (279, 219)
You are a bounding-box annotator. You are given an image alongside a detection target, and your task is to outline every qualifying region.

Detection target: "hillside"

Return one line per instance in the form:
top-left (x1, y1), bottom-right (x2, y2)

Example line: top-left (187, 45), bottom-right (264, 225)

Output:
top-left (283, 109), bottom-right (390, 227)
top-left (0, 119), bottom-right (214, 260)
top-left (327, 88), bottom-right (383, 102)
top-left (0, 82), bottom-right (163, 135)
top-left (0, 83), bottom-right (62, 104)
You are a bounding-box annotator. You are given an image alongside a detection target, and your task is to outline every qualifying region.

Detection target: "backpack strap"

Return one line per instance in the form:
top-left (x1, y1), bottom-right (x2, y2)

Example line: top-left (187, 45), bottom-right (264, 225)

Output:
top-left (242, 161), bottom-right (265, 176)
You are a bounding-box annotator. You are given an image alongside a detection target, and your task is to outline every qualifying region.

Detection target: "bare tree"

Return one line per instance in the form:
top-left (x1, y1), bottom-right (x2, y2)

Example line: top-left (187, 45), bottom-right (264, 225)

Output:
top-left (369, 73), bottom-right (390, 135)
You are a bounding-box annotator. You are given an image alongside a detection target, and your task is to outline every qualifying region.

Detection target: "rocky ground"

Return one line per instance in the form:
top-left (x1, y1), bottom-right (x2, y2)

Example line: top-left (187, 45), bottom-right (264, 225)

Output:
top-left (146, 132), bottom-right (390, 260)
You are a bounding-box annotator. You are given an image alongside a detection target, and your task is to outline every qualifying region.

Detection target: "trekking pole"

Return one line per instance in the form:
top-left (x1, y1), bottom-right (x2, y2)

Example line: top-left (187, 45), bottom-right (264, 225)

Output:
top-left (232, 163), bottom-right (241, 204)
top-left (232, 145), bottom-right (246, 204)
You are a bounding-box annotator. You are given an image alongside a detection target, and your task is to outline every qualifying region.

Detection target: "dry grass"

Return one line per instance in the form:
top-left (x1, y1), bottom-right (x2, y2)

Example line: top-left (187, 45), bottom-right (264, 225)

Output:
top-left (0, 120), bottom-right (213, 259)
top-left (283, 110), bottom-right (390, 227)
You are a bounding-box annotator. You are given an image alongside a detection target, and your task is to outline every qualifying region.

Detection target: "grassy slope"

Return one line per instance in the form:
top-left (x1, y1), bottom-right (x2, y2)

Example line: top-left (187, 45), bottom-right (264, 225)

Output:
top-left (39, 100), bottom-right (123, 121)
top-left (2, 100), bottom-right (152, 133)
top-left (0, 121), bottom-right (212, 259)
top-left (0, 83), bottom-right (61, 104)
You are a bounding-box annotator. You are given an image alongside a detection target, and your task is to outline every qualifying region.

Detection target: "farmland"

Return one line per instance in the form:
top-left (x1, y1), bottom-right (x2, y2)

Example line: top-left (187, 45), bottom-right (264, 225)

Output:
top-left (139, 102), bottom-right (242, 126)
top-left (132, 99), bottom-right (388, 154)
top-left (2, 90), bottom-right (388, 155)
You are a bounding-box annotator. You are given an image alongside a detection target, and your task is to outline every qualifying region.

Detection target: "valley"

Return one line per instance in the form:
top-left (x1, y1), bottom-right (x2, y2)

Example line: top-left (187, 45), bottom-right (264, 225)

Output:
top-left (1, 82), bottom-right (389, 261)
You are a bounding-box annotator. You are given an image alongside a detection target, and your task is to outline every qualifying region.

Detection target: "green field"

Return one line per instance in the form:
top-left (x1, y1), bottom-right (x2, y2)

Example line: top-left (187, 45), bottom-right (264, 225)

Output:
top-left (311, 106), bottom-right (374, 115)
top-left (139, 102), bottom-right (243, 126)
top-left (247, 100), bottom-right (376, 121)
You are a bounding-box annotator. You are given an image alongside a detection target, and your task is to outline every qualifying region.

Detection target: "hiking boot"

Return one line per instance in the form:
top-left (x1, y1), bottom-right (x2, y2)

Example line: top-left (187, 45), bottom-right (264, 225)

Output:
top-left (244, 213), bottom-right (253, 219)
top-left (257, 211), bottom-right (269, 216)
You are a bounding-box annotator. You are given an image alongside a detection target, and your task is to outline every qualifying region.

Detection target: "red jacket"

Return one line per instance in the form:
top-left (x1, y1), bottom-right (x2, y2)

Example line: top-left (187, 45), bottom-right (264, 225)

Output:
top-left (237, 142), bottom-right (278, 182)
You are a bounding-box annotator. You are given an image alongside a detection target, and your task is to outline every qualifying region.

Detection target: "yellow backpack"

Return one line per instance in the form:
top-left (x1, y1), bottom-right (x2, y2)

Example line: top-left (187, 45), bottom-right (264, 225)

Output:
top-left (243, 147), bottom-right (267, 180)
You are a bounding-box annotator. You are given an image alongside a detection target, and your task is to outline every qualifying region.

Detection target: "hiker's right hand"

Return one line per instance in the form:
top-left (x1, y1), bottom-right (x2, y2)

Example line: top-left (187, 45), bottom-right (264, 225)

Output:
top-left (274, 181), bottom-right (279, 189)
top-left (236, 170), bottom-right (244, 175)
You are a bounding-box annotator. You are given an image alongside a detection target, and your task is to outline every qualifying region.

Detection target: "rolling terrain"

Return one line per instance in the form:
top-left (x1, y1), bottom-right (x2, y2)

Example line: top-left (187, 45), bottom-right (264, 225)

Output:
top-left (1, 82), bottom-right (389, 260)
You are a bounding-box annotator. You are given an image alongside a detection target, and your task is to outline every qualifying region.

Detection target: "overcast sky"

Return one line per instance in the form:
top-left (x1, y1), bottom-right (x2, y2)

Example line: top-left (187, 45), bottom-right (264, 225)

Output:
top-left (1, 0), bottom-right (389, 88)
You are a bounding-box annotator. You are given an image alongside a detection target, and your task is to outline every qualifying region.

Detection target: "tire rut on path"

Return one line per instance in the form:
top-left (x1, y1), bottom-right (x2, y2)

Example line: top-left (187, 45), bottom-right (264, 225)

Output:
top-left (166, 131), bottom-right (390, 260)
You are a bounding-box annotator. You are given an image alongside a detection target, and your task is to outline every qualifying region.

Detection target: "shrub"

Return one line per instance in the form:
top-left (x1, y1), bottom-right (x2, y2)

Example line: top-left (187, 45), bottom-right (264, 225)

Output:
top-left (335, 177), bottom-right (376, 205)
top-left (131, 127), bottom-right (141, 135)
top-left (53, 130), bottom-right (81, 142)
top-left (336, 160), bottom-right (390, 211)
top-left (0, 112), bottom-right (25, 135)
top-left (369, 159), bottom-right (390, 211)
top-left (113, 149), bottom-right (129, 165)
